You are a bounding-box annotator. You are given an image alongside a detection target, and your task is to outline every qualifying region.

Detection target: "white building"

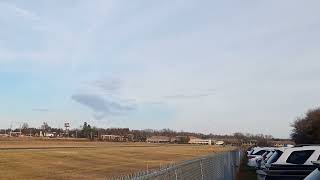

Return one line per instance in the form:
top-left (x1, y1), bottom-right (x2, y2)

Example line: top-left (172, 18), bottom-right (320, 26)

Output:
top-left (188, 137), bottom-right (212, 145)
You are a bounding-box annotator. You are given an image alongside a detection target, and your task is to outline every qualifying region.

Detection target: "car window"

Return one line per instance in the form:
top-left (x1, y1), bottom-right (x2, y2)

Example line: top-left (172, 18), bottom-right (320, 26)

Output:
top-left (253, 150), bottom-right (266, 155)
top-left (266, 152), bottom-right (274, 159)
top-left (262, 151), bottom-right (269, 156)
top-left (304, 168), bottom-right (320, 180)
top-left (267, 150), bottom-right (283, 164)
top-left (286, 150), bottom-right (314, 164)
top-left (318, 155), bottom-right (320, 160)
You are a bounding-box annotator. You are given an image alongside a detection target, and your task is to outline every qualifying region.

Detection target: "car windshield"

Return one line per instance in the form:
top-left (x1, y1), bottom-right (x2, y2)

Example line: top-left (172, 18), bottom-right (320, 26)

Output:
top-left (267, 150), bottom-right (283, 164)
top-left (253, 150), bottom-right (267, 156)
top-left (304, 169), bottom-right (320, 180)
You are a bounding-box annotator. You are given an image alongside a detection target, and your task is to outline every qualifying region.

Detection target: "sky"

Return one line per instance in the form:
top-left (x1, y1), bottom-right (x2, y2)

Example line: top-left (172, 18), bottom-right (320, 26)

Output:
top-left (0, 0), bottom-right (320, 138)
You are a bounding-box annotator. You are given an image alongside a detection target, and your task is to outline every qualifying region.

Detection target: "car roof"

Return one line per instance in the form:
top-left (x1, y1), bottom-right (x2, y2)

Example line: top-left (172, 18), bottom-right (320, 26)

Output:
top-left (273, 146), bottom-right (320, 165)
top-left (250, 147), bottom-right (275, 155)
top-left (254, 147), bottom-right (276, 150)
top-left (275, 147), bottom-right (292, 152)
top-left (295, 144), bottom-right (320, 147)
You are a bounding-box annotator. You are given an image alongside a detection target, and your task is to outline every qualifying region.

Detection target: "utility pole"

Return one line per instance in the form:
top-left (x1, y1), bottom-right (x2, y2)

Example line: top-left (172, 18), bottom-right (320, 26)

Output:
top-left (9, 121), bottom-right (12, 137)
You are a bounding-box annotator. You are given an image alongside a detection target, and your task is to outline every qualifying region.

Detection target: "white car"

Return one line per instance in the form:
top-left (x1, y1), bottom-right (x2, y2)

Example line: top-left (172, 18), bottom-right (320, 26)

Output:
top-left (256, 150), bottom-right (275, 169)
top-left (272, 146), bottom-right (320, 166)
top-left (247, 147), bottom-right (275, 158)
top-left (247, 147), bottom-right (275, 167)
top-left (261, 147), bottom-right (291, 169)
top-left (257, 146), bottom-right (320, 180)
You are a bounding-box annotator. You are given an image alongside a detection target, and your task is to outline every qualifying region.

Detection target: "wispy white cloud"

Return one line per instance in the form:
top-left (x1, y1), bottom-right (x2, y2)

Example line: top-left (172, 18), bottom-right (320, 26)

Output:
top-left (0, 2), bottom-right (40, 21)
top-left (164, 93), bottom-right (211, 99)
top-left (164, 89), bottom-right (217, 100)
top-left (13, 6), bottom-right (40, 21)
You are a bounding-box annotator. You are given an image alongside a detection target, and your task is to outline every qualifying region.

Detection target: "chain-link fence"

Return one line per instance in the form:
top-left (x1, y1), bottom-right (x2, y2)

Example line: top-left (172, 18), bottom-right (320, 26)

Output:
top-left (115, 150), bottom-right (242, 180)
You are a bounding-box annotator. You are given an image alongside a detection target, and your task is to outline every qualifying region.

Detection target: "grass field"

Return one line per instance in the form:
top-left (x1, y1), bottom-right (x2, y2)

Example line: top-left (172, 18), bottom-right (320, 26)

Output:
top-left (0, 138), bottom-right (234, 180)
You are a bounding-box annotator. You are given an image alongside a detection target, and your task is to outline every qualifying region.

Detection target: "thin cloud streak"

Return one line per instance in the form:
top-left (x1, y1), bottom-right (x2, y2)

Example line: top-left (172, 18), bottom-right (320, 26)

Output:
top-left (32, 108), bottom-right (50, 112)
top-left (71, 94), bottom-right (136, 120)
top-left (89, 78), bottom-right (121, 93)
top-left (164, 93), bottom-right (211, 99)
top-left (164, 89), bottom-right (216, 100)
top-left (0, 2), bottom-right (40, 21)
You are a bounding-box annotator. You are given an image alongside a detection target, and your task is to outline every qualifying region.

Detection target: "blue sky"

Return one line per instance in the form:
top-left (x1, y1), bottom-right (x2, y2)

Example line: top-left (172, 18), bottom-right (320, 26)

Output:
top-left (1, 0), bottom-right (320, 138)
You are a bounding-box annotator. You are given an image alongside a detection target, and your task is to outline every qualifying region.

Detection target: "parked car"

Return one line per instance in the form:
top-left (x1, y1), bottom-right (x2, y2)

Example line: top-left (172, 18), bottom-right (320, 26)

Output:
top-left (257, 146), bottom-right (320, 180)
top-left (256, 150), bottom-right (276, 169)
top-left (247, 146), bottom-right (256, 155)
top-left (261, 147), bottom-right (291, 169)
top-left (304, 161), bottom-right (320, 180)
top-left (247, 147), bottom-right (275, 167)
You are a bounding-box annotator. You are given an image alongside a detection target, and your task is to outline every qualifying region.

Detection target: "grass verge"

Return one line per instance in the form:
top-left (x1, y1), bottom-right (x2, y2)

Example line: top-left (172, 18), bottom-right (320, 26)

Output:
top-left (237, 155), bottom-right (257, 180)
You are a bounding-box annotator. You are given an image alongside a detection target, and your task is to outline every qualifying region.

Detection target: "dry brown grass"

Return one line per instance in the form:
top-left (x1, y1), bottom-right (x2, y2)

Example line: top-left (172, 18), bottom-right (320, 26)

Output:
top-left (0, 138), bottom-right (234, 180)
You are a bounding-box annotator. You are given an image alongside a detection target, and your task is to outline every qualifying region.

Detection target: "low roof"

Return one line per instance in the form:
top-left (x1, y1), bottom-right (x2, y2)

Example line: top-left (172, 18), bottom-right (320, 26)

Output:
top-left (147, 136), bottom-right (170, 141)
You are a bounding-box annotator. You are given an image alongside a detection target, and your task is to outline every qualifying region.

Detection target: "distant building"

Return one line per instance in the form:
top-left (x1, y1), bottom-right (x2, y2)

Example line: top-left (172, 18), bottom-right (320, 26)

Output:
top-left (241, 141), bottom-right (257, 146)
top-left (101, 135), bottom-right (127, 142)
top-left (188, 136), bottom-right (212, 145)
top-left (170, 137), bottom-right (178, 143)
top-left (146, 136), bottom-right (171, 143)
top-left (9, 131), bottom-right (22, 137)
top-left (215, 141), bottom-right (225, 145)
top-left (0, 134), bottom-right (9, 137)
top-left (270, 140), bottom-right (295, 147)
top-left (175, 136), bottom-right (190, 144)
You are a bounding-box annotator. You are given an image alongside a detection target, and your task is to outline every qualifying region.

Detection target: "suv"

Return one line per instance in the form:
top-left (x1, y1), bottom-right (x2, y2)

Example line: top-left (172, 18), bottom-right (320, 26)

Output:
top-left (257, 146), bottom-right (320, 180)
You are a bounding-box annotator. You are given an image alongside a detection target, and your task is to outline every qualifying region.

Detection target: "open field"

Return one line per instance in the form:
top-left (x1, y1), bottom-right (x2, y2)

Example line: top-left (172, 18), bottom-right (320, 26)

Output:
top-left (0, 138), bottom-right (235, 180)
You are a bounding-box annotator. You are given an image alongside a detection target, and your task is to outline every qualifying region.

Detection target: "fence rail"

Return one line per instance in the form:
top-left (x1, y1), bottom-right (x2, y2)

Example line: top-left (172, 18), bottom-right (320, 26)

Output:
top-left (115, 150), bottom-right (242, 180)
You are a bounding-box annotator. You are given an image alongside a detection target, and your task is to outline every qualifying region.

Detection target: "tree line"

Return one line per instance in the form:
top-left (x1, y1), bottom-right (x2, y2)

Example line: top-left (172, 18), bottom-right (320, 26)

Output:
top-left (0, 121), bottom-right (278, 145)
top-left (291, 107), bottom-right (320, 144)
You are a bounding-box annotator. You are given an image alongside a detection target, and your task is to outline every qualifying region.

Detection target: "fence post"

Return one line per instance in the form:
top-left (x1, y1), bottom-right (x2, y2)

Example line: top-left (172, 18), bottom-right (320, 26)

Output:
top-left (175, 169), bottom-right (178, 180)
top-left (200, 159), bottom-right (204, 180)
top-left (147, 162), bottom-right (149, 173)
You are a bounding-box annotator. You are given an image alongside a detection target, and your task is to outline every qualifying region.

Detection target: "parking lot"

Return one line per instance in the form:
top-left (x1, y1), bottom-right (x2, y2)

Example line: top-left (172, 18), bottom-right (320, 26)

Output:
top-left (245, 145), bottom-right (320, 180)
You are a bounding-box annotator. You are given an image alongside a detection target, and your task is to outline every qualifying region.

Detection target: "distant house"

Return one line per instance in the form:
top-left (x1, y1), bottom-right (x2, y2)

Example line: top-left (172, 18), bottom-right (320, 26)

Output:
top-left (146, 136), bottom-right (171, 143)
top-left (188, 136), bottom-right (212, 145)
top-left (170, 137), bottom-right (178, 143)
top-left (9, 131), bottom-right (22, 137)
top-left (270, 140), bottom-right (295, 147)
top-left (0, 133), bottom-right (9, 137)
top-left (101, 135), bottom-right (127, 142)
top-left (241, 141), bottom-right (257, 146)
